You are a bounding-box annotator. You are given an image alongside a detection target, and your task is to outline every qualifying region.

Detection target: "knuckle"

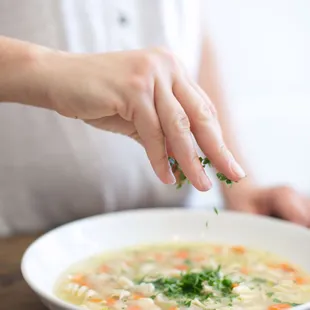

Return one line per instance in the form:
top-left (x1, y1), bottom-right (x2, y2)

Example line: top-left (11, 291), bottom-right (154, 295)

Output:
top-left (137, 52), bottom-right (158, 73)
top-left (149, 152), bottom-right (167, 167)
top-left (128, 53), bottom-right (156, 94)
top-left (128, 75), bottom-right (152, 94)
top-left (190, 153), bottom-right (200, 165)
top-left (171, 112), bottom-right (191, 135)
top-left (152, 46), bottom-right (179, 70)
top-left (149, 126), bottom-right (165, 144)
top-left (210, 103), bottom-right (218, 117)
top-left (196, 102), bottom-right (214, 123)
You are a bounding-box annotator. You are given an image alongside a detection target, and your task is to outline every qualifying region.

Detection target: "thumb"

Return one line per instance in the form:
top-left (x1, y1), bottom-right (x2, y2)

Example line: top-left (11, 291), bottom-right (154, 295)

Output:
top-left (269, 187), bottom-right (309, 226)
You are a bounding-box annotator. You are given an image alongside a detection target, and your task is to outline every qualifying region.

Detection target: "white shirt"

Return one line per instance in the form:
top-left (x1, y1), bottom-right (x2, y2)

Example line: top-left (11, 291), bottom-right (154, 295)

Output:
top-left (0, 0), bottom-right (204, 235)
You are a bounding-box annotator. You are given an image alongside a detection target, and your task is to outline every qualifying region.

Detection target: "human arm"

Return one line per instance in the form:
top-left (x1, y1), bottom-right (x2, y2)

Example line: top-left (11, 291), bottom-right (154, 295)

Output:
top-left (0, 36), bottom-right (245, 191)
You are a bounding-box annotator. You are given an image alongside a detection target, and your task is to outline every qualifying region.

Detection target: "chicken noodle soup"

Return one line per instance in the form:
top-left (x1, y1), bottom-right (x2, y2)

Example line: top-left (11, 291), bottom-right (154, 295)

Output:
top-left (55, 243), bottom-right (310, 310)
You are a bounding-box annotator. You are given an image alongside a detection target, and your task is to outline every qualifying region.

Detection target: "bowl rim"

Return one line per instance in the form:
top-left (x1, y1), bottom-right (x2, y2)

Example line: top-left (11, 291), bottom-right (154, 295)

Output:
top-left (21, 208), bottom-right (310, 309)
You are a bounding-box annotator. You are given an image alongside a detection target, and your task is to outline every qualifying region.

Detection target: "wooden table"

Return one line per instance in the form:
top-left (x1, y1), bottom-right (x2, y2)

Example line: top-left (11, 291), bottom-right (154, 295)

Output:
top-left (0, 234), bottom-right (47, 309)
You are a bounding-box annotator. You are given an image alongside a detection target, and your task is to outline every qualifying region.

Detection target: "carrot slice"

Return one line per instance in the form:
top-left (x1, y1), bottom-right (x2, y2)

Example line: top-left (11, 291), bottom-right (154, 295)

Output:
top-left (240, 267), bottom-right (249, 275)
top-left (192, 255), bottom-right (206, 262)
top-left (89, 298), bottom-right (103, 303)
top-left (154, 253), bottom-right (164, 261)
top-left (175, 250), bottom-right (189, 259)
top-left (106, 297), bottom-right (117, 305)
top-left (269, 263), bottom-right (295, 273)
top-left (231, 246), bottom-right (245, 254)
top-left (232, 283), bottom-right (239, 288)
top-left (71, 274), bottom-right (88, 286)
top-left (175, 264), bottom-right (189, 271)
top-left (268, 304), bottom-right (291, 310)
top-left (295, 276), bottom-right (307, 284)
top-left (99, 265), bottom-right (110, 273)
top-left (214, 246), bottom-right (223, 253)
top-left (280, 263), bottom-right (295, 272)
top-left (127, 306), bottom-right (142, 310)
top-left (132, 293), bottom-right (144, 300)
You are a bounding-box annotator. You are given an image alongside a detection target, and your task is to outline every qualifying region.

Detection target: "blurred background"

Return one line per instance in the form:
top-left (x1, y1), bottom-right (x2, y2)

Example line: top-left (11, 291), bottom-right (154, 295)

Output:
top-left (190, 0), bottom-right (310, 209)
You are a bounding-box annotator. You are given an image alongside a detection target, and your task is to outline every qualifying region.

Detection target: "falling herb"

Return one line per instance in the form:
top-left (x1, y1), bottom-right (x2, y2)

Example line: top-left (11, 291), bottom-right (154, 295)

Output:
top-left (169, 156), bottom-right (233, 189)
top-left (214, 207), bottom-right (219, 215)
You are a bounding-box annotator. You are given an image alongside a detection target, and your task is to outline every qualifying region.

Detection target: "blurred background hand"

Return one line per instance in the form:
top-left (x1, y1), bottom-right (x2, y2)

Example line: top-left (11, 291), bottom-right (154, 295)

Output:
top-left (223, 181), bottom-right (310, 227)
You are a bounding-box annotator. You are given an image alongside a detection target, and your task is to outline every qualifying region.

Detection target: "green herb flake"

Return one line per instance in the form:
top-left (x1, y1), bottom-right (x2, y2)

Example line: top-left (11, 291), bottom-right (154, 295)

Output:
top-left (184, 259), bottom-right (193, 268)
top-left (168, 156), bottom-right (234, 189)
top-left (142, 267), bottom-right (236, 306)
top-left (272, 298), bottom-right (301, 307)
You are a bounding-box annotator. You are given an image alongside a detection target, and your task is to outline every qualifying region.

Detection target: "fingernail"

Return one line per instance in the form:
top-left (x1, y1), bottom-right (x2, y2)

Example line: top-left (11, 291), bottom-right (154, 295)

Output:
top-left (230, 159), bottom-right (246, 179)
top-left (167, 165), bottom-right (176, 184)
top-left (199, 169), bottom-right (212, 191)
top-left (167, 172), bottom-right (176, 184)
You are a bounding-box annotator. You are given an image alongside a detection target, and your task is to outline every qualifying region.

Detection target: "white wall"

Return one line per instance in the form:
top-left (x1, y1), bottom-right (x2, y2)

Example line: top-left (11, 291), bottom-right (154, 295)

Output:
top-left (189, 0), bottom-right (310, 208)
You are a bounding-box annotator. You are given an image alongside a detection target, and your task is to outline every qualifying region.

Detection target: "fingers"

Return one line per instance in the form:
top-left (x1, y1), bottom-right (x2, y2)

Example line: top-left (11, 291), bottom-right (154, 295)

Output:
top-left (304, 197), bottom-right (310, 228)
top-left (269, 187), bottom-right (310, 226)
top-left (132, 93), bottom-right (176, 185)
top-left (87, 114), bottom-right (175, 185)
top-left (155, 81), bottom-right (211, 191)
top-left (173, 78), bottom-right (245, 182)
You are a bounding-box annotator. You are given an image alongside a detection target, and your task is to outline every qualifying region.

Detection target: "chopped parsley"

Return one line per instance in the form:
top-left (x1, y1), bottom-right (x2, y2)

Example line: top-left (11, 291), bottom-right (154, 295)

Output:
top-left (252, 277), bottom-right (268, 283)
top-left (141, 267), bottom-right (235, 306)
top-left (169, 156), bottom-right (233, 189)
top-left (184, 259), bottom-right (193, 268)
top-left (272, 298), bottom-right (301, 307)
top-left (216, 172), bottom-right (233, 185)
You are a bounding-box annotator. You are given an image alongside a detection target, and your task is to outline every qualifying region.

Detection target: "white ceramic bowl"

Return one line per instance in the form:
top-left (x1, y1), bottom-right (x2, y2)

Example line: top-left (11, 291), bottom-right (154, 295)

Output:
top-left (21, 208), bottom-right (310, 310)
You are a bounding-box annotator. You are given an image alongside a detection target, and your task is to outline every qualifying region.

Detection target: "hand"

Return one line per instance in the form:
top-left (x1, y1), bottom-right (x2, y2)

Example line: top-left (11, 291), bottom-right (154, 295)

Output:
top-left (30, 47), bottom-right (245, 191)
top-left (225, 184), bottom-right (310, 227)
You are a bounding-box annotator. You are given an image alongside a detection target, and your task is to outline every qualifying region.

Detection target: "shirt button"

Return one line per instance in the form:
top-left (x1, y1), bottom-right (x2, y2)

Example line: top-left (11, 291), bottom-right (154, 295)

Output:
top-left (118, 13), bottom-right (129, 26)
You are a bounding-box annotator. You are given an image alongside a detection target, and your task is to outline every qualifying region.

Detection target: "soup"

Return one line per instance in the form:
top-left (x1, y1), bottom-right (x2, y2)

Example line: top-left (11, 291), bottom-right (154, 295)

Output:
top-left (55, 243), bottom-right (310, 310)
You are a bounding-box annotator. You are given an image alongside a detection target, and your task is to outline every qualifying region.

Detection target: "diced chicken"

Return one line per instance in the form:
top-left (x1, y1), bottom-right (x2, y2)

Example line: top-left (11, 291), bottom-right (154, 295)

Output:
top-left (117, 276), bottom-right (134, 289)
top-left (65, 283), bottom-right (97, 299)
top-left (111, 289), bottom-right (131, 300)
top-left (131, 298), bottom-right (161, 309)
top-left (133, 283), bottom-right (155, 296)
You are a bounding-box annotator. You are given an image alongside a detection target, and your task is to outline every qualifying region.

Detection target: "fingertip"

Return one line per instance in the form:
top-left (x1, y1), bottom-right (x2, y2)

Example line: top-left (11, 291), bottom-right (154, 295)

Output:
top-left (166, 170), bottom-right (176, 185)
top-left (196, 169), bottom-right (212, 191)
top-left (230, 160), bottom-right (246, 181)
top-left (158, 160), bottom-right (176, 185)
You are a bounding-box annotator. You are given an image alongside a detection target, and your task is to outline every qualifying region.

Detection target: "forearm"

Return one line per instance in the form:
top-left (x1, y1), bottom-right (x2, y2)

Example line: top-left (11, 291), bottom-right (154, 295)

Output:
top-left (198, 36), bottom-right (254, 200)
top-left (0, 36), bottom-right (51, 109)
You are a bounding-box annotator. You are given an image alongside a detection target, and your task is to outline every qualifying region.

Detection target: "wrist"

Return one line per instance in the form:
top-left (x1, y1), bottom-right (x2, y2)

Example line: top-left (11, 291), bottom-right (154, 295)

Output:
top-left (0, 37), bottom-right (54, 109)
